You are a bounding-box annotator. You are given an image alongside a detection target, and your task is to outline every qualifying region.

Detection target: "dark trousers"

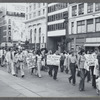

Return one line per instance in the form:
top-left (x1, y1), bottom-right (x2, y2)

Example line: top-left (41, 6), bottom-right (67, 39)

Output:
top-left (69, 63), bottom-right (76, 84)
top-left (48, 65), bottom-right (58, 79)
top-left (85, 70), bottom-right (91, 82)
top-left (79, 69), bottom-right (85, 91)
top-left (48, 65), bottom-right (53, 76)
top-left (60, 60), bottom-right (64, 72)
top-left (53, 65), bottom-right (58, 79)
top-left (90, 66), bottom-right (96, 88)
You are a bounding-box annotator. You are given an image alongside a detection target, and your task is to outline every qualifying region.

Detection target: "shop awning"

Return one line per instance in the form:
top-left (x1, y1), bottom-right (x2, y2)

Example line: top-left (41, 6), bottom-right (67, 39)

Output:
top-left (84, 44), bottom-right (100, 47)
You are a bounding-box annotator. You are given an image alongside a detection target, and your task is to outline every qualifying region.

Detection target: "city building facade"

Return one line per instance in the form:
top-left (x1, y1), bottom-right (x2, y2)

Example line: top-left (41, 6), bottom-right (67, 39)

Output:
top-left (47, 3), bottom-right (68, 53)
top-left (0, 3), bottom-right (26, 46)
top-left (68, 3), bottom-right (100, 51)
top-left (25, 3), bottom-right (47, 50)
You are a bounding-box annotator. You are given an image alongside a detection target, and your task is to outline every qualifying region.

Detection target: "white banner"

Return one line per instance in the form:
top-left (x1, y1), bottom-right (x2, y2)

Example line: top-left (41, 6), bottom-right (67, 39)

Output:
top-left (47, 55), bottom-right (60, 66)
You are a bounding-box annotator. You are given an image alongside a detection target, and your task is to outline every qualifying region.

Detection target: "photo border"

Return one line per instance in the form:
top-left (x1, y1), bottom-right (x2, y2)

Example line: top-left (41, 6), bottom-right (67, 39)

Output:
top-left (0, 0), bottom-right (100, 100)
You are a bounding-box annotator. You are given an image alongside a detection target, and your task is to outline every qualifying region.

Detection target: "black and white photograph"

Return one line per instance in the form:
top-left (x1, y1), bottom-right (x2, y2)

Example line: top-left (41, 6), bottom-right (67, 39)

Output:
top-left (0, 2), bottom-right (100, 97)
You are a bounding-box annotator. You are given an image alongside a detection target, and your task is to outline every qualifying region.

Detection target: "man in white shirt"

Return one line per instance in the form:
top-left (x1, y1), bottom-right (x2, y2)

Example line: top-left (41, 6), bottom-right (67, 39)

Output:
top-left (5, 48), bottom-right (16, 75)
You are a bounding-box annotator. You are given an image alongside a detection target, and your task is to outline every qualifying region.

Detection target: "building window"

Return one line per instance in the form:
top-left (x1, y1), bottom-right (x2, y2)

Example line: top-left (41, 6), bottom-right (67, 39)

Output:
top-left (87, 3), bottom-right (93, 13)
top-left (43, 3), bottom-right (45, 6)
top-left (43, 36), bottom-right (44, 43)
top-left (38, 3), bottom-right (41, 8)
top-left (26, 15), bottom-right (27, 20)
top-left (87, 19), bottom-right (94, 32)
top-left (21, 32), bottom-right (23, 38)
top-left (34, 29), bottom-right (36, 42)
top-left (77, 20), bottom-right (85, 33)
top-left (38, 11), bottom-right (40, 16)
top-left (78, 3), bottom-right (84, 15)
top-left (48, 23), bottom-right (65, 31)
top-left (43, 9), bottom-right (45, 14)
top-left (26, 7), bottom-right (28, 12)
top-left (48, 3), bottom-right (67, 13)
top-left (96, 17), bottom-right (100, 31)
top-left (29, 14), bottom-right (31, 19)
top-left (8, 19), bottom-right (11, 24)
top-left (48, 12), bottom-right (67, 22)
top-left (30, 29), bottom-right (32, 43)
top-left (72, 6), bottom-right (77, 16)
top-left (34, 12), bottom-right (36, 17)
top-left (39, 28), bottom-right (41, 43)
top-left (29, 5), bottom-right (32, 11)
top-left (95, 3), bottom-right (100, 11)
top-left (34, 4), bottom-right (36, 9)
top-left (71, 22), bottom-right (74, 34)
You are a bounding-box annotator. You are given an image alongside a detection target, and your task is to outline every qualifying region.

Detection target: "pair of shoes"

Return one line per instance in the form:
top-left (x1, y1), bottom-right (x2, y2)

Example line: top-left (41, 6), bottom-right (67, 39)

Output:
top-left (15, 75), bottom-right (18, 77)
top-left (13, 74), bottom-right (16, 76)
top-left (72, 84), bottom-right (75, 86)
top-left (79, 89), bottom-right (82, 91)
top-left (79, 88), bottom-right (84, 91)
top-left (21, 75), bottom-right (24, 78)
top-left (93, 86), bottom-right (96, 89)
top-left (53, 77), bottom-right (57, 80)
top-left (68, 78), bottom-right (71, 83)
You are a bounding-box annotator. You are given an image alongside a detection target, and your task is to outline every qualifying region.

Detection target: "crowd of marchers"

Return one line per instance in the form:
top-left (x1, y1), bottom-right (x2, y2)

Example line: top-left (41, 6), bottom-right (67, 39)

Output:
top-left (0, 46), bottom-right (100, 95)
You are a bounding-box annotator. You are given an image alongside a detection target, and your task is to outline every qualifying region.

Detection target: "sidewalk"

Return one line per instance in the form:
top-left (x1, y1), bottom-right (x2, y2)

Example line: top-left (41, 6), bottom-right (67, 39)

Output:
top-left (0, 80), bottom-right (24, 97)
top-left (0, 67), bottom-right (100, 97)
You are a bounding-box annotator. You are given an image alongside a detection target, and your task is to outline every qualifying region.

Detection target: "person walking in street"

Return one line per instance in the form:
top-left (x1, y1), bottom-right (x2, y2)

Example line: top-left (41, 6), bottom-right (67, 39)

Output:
top-left (16, 49), bottom-right (25, 78)
top-left (97, 46), bottom-right (100, 75)
top-left (64, 51), bottom-right (69, 74)
top-left (84, 51), bottom-right (91, 83)
top-left (90, 49), bottom-right (98, 89)
top-left (5, 48), bottom-right (16, 76)
top-left (1, 47), bottom-right (6, 67)
top-left (60, 52), bottom-right (66, 72)
top-left (36, 50), bottom-right (42, 78)
top-left (68, 51), bottom-right (77, 86)
top-left (52, 50), bottom-right (59, 80)
top-left (78, 49), bottom-right (86, 91)
top-left (47, 50), bottom-right (53, 77)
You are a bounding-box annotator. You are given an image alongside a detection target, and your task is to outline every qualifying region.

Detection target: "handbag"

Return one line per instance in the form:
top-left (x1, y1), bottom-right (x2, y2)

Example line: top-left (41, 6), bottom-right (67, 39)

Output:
top-left (77, 70), bottom-right (80, 77)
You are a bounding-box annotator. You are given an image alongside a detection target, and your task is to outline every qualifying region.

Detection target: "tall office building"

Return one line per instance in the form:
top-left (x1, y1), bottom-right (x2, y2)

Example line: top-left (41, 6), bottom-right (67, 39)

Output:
top-left (69, 3), bottom-right (100, 51)
top-left (25, 3), bottom-right (47, 49)
top-left (47, 3), bottom-right (68, 52)
top-left (0, 3), bottom-right (26, 46)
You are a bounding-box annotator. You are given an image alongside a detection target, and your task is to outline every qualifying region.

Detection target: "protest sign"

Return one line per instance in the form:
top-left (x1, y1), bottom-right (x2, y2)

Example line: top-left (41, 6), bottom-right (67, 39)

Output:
top-left (87, 54), bottom-right (95, 66)
top-left (47, 55), bottom-right (60, 66)
top-left (26, 53), bottom-right (36, 69)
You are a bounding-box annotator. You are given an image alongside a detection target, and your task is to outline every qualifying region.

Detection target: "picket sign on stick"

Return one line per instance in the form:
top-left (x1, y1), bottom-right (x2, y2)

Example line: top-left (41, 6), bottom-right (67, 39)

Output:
top-left (47, 55), bottom-right (61, 66)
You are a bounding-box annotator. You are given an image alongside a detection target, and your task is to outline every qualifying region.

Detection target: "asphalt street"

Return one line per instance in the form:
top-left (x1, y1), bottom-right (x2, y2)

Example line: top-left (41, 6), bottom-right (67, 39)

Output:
top-left (0, 65), bottom-right (100, 97)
